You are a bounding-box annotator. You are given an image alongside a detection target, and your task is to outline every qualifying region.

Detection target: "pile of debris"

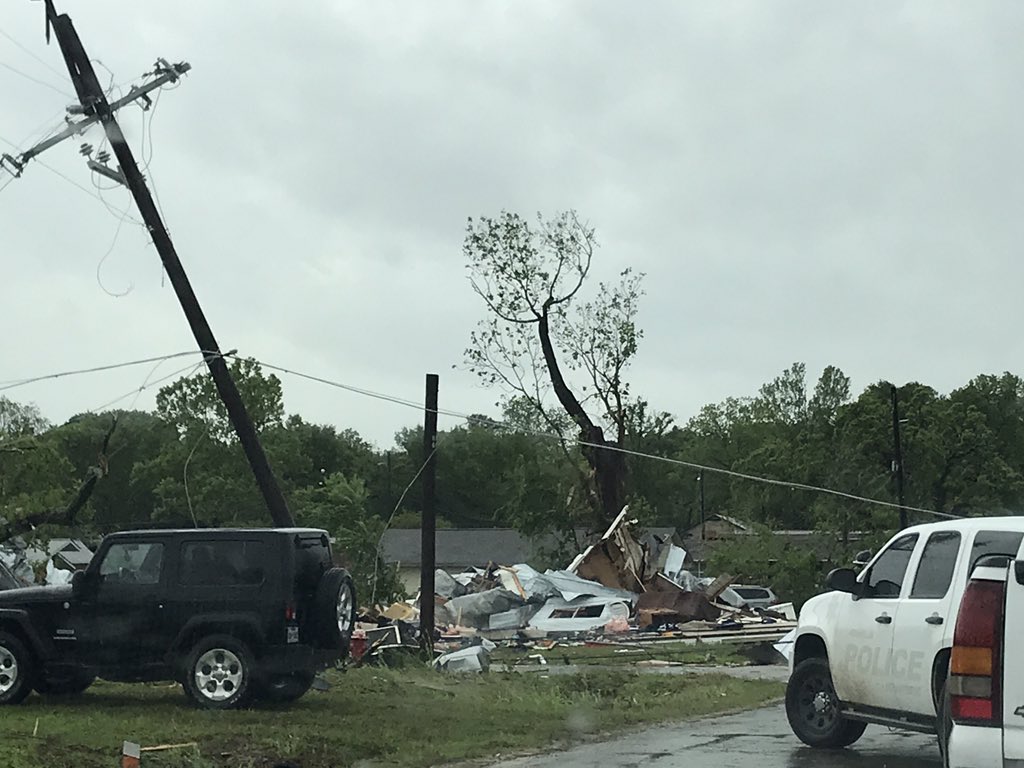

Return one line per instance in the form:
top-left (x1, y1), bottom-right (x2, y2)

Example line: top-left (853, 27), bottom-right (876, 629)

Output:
top-left (357, 508), bottom-right (797, 671)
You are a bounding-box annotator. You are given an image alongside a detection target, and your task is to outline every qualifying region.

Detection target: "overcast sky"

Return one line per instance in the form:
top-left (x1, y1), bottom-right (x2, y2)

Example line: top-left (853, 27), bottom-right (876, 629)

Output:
top-left (2, 1), bottom-right (1022, 449)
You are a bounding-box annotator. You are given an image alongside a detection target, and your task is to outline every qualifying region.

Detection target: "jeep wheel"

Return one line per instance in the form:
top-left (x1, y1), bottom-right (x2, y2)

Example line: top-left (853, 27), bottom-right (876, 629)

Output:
top-left (0, 632), bottom-right (34, 705)
top-left (312, 568), bottom-right (356, 656)
top-left (786, 657), bottom-right (867, 748)
top-left (34, 670), bottom-right (94, 696)
top-left (259, 671), bottom-right (315, 703)
top-left (183, 636), bottom-right (253, 709)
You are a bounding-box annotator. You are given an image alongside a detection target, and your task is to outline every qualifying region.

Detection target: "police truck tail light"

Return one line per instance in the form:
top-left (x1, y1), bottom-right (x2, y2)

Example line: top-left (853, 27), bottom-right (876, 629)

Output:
top-left (949, 579), bottom-right (1004, 726)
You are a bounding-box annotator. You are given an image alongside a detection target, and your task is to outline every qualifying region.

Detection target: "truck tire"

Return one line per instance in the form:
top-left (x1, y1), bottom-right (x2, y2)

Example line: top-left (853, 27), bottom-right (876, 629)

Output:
top-left (786, 657), bottom-right (867, 748)
top-left (312, 568), bottom-right (356, 656)
top-left (259, 671), bottom-right (315, 703)
top-left (182, 635), bottom-right (254, 710)
top-left (0, 631), bottom-right (34, 705)
top-left (34, 670), bottom-right (94, 696)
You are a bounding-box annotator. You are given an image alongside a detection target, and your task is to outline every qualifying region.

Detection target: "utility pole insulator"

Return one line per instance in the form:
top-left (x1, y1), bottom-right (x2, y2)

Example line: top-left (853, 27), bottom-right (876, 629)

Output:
top-left (87, 159), bottom-right (126, 187)
top-left (1, 154), bottom-right (24, 177)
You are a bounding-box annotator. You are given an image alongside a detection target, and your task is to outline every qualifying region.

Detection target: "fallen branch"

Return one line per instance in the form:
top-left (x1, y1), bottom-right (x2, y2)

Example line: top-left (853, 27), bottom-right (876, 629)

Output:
top-left (0, 417), bottom-right (118, 544)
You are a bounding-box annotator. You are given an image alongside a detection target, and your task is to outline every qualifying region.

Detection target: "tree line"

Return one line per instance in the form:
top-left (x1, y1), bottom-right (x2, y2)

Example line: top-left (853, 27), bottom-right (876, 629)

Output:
top-left (2, 359), bottom-right (1021, 546)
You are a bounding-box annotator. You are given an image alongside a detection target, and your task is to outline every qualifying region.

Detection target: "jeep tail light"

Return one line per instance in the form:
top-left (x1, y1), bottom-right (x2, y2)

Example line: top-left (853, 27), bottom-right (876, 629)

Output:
top-left (949, 578), bottom-right (1004, 726)
top-left (285, 604), bottom-right (296, 622)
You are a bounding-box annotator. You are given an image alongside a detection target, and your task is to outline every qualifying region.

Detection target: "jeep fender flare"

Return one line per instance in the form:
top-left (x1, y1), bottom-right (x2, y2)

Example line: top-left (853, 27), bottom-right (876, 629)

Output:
top-left (0, 608), bottom-right (56, 661)
top-left (169, 614), bottom-right (264, 667)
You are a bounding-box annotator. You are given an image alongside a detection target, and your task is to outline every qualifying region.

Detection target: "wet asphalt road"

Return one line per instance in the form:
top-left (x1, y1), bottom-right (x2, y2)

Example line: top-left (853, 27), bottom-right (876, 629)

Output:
top-left (488, 704), bottom-right (941, 768)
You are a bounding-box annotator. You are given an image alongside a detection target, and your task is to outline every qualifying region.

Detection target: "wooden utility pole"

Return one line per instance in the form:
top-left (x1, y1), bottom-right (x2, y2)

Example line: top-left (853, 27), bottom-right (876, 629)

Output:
top-left (30, 2), bottom-right (294, 527)
top-left (419, 374), bottom-right (439, 653)
top-left (891, 385), bottom-right (908, 529)
top-left (698, 471), bottom-right (706, 541)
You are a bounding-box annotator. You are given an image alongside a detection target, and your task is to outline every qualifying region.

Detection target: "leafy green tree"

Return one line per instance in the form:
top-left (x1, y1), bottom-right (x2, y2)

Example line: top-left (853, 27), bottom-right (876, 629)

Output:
top-left (463, 210), bottom-right (644, 525)
top-left (291, 473), bottom-right (370, 531)
top-left (390, 419), bottom-right (585, 535)
top-left (156, 357), bottom-right (284, 441)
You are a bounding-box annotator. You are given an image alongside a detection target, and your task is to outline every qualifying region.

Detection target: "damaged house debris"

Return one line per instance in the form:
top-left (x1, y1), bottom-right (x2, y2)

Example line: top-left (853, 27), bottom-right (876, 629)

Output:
top-left (358, 508), bottom-right (797, 670)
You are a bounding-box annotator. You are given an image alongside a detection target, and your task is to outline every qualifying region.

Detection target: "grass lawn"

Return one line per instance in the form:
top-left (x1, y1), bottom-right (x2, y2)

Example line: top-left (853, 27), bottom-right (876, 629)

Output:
top-left (0, 667), bottom-right (783, 768)
top-left (489, 641), bottom-right (748, 667)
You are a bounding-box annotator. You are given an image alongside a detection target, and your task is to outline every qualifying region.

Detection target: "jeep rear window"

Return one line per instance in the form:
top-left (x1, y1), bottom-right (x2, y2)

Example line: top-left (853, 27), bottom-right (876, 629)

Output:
top-left (293, 534), bottom-right (332, 590)
top-left (180, 541), bottom-right (269, 587)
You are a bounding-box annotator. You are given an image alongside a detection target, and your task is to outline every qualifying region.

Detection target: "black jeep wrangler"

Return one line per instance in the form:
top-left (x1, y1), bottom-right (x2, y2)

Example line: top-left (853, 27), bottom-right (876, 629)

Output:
top-left (0, 528), bottom-right (356, 709)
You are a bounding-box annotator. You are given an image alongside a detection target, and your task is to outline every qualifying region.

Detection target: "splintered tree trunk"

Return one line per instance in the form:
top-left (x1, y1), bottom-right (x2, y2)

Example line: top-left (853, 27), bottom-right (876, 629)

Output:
top-left (538, 309), bottom-right (627, 524)
top-left (581, 425), bottom-right (627, 523)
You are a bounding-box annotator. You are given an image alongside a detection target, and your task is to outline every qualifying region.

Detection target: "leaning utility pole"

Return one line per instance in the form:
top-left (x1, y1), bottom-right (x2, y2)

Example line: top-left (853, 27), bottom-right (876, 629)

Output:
top-left (891, 385), bottom-right (908, 529)
top-left (10, 2), bottom-right (294, 527)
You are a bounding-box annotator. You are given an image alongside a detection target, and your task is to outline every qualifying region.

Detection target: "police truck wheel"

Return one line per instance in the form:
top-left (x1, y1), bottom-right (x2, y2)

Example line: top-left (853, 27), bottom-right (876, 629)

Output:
top-left (786, 657), bottom-right (867, 748)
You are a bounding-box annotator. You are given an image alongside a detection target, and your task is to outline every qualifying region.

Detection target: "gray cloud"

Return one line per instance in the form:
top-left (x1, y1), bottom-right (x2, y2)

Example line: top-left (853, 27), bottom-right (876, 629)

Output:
top-left (2, 0), bottom-right (1023, 448)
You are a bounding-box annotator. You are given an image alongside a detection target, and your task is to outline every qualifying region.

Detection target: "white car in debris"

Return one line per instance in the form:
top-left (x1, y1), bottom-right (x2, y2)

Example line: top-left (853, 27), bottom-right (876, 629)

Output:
top-left (946, 539), bottom-right (1024, 768)
top-left (785, 517), bottom-right (1024, 764)
top-left (729, 584), bottom-right (779, 611)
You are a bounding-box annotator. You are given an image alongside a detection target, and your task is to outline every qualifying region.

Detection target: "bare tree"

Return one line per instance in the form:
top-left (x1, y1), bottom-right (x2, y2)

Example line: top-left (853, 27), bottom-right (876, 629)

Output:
top-left (464, 210), bottom-right (644, 523)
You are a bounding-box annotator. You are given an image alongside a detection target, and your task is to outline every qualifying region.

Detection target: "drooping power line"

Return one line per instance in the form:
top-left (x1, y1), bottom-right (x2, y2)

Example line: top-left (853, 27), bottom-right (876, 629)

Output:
top-left (0, 351), bottom-right (218, 393)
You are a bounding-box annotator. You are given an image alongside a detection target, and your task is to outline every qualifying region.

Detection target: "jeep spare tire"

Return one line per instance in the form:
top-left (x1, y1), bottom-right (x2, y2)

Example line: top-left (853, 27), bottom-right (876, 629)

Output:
top-left (0, 631), bottom-right (34, 705)
top-left (312, 568), bottom-right (356, 655)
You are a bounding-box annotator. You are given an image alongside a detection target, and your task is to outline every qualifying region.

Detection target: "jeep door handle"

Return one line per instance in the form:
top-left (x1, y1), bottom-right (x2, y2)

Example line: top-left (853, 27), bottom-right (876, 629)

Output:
top-left (925, 614), bottom-right (943, 625)
top-left (875, 614), bottom-right (892, 624)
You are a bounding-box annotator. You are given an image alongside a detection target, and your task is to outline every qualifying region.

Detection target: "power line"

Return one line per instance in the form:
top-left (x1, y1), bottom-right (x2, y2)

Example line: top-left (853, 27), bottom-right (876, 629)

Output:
top-left (238, 354), bottom-right (959, 521)
top-left (0, 59), bottom-right (73, 98)
top-left (0, 28), bottom-right (68, 81)
top-left (86, 360), bottom-right (205, 413)
top-left (0, 351), bottom-right (218, 393)
top-left (95, 204), bottom-right (136, 297)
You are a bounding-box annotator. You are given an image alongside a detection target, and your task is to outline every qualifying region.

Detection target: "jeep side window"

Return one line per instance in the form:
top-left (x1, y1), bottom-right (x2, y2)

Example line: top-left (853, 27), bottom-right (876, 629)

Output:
top-left (98, 543), bottom-right (164, 585)
top-left (864, 533), bottom-right (918, 598)
top-left (969, 530), bottom-right (1024, 578)
top-left (180, 541), bottom-right (268, 587)
top-left (910, 531), bottom-right (961, 599)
